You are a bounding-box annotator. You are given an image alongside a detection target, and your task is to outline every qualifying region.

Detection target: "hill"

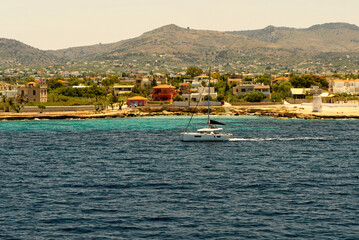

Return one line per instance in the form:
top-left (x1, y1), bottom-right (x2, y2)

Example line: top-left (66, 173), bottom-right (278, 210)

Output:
top-left (52, 24), bottom-right (275, 64)
top-left (1, 23), bottom-right (359, 72)
top-left (228, 22), bottom-right (359, 52)
top-left (0, 38), bottom-right (61, 67)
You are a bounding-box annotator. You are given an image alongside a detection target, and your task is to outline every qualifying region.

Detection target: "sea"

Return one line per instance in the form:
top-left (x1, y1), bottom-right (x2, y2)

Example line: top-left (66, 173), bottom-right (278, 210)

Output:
top-left (0, 116), bottom-right (358, 239)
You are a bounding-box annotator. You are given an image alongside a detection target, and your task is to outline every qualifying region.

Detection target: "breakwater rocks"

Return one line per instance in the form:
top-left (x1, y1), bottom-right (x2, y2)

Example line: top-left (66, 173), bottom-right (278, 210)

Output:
top-left (0, 105), bottom-right (358, 120)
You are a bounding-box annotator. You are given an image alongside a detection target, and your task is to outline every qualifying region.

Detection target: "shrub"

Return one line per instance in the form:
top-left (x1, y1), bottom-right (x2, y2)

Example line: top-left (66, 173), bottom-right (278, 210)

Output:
top-left (270, 92), bottom-right (283, 102)
top-left (94, 102), bottom-right (105, 112)
top-left (243, 91), bottom-right (266, 102)
top-left (12, 103), bottom-right (23, 113)
top-left (216, 94), bottom-right (225, 102)
top-left (203, 95), bottom-right (213, 101)
top-left (173, 95), bottom-right (184, 101)
top-left (38, 103), bottom-right (46, 113)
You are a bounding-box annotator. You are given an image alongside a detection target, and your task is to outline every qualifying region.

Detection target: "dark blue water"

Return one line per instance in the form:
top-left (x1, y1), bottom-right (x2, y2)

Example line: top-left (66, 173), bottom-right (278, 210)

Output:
top-left (1, 116), bottom-right (358, 239)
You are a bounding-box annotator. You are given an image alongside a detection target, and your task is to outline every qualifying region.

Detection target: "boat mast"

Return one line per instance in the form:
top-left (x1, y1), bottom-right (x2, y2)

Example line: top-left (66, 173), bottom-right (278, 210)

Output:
top-left (208, 67), bottom-right (211, 126)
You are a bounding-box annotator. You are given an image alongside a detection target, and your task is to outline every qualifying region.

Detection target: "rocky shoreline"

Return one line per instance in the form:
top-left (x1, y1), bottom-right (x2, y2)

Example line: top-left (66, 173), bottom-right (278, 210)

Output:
top-left (0, 105), bottom-right (358, 121)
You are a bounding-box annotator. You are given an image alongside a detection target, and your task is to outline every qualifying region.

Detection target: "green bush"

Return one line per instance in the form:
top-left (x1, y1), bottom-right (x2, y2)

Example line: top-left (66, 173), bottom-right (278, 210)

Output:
top-left (203, 95), bottom-right (213, 101)
top-left (94, 102), bottom-right (105, 112)
top-left (216, 94), bottom-right (225, 102)
top-left (148, 101), bottom-right (171, 104)
top-left (270, 92), bottom-right (283, 102)
top-left (173, 95), bottom-right (184, 101)
top-left (38, 103), bottom-right (46, 113)
top-left (12, 103), bottom-right (23, 113)
top-left (243, 91), bottom-right (266, 102)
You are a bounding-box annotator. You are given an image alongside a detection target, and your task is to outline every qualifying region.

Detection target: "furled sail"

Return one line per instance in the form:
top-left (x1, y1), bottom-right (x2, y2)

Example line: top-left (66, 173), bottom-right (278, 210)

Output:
top-left (209, 119), bottom-right (226, 126)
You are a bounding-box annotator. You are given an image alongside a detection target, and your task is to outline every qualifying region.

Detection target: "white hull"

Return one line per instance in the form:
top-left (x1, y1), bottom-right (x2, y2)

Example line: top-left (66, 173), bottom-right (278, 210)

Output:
top-left (181, 132), bottom-right (231, 142)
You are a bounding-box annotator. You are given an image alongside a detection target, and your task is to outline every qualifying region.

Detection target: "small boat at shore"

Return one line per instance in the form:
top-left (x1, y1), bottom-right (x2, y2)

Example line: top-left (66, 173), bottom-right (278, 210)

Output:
top-left (181, 68), bottom-right (233, 142)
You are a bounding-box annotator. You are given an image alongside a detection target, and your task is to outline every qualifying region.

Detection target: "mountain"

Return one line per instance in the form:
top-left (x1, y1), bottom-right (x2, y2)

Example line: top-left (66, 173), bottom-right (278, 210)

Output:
top-left (52, 24), bottom-right (275, 63)
top-left (228, 22), bottom-right (359, 52)
top-left (0, 38), bottom-right (61, 66)
top-left (2, 23), bottom-right (359, 71)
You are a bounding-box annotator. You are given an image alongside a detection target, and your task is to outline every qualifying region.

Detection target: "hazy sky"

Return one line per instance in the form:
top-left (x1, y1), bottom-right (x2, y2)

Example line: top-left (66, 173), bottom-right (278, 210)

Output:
top-left (1, 0), bottom-right (359, 50)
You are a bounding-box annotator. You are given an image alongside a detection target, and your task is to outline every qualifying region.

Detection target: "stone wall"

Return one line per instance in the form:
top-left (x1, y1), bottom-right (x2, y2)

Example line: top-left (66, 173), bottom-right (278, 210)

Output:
top-left (21, 105), bottom-right (96, 113)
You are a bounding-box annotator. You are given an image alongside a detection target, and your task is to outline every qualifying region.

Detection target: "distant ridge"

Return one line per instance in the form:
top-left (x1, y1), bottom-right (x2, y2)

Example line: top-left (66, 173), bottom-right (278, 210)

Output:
top-left (1, 22), bottom-right (359, 68)
top-left (307, 22), bottom-right (359, 31)
top-left (228, 22), bottom-right (359, 52)
top-left (0, 38), bottom-right (60, 66)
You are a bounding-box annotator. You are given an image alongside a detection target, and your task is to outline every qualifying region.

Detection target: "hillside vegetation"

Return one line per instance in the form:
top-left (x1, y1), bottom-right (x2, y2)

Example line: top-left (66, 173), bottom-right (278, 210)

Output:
top-left (1, 23), bottom-right (359, 70)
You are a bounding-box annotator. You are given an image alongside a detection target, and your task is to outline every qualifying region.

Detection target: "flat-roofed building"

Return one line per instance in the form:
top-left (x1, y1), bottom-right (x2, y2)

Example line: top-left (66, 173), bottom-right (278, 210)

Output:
top-left (330, 79), bottom-right (359, 94)
top-left (17, 82), bottom-right (47, 102)
top-left (113, 84), bottom-right (135, 96)
top-left (233, 84), bottom-right (270, 97)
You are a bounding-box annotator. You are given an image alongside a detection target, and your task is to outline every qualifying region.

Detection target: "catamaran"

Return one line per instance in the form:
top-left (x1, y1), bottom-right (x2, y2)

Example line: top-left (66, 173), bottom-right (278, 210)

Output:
top-left (181, 68), bottom-right (233, 142)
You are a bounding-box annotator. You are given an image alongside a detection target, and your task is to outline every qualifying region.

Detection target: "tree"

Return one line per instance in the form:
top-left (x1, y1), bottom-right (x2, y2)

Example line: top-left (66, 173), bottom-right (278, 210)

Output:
top-left (211, 72), bottom-right (221, 80)
top-left (244, 91), bottom-right (266, 102)
top-left (289, 75), bottom-right (314, 88)
top-left (47, 79), bottom-right (63, 90)
top-left (118, 100), bottom-right (124, 110)
top-left (94, 102), bottom-right (105, 112)
top-left (186, 66), bottom-right (203, 77)
top-left (90, 84), bottom-right (105, 102)
top-left (270, 92), bottom-right (284, 102)
top-left (132, 86), bottom-right (145, 96)
top-left (151, 78), bottom-right (157, 87)
top-left (255, 77), bottom-right (271, 85)
top-left (12, 103), bottom-right (23, 113)
top-left (107, 93), bottom-right (118, 110)
top-left (273, 81), bottom-right (293, 98)
top-left (37, 103), bottom-right (46, 113)
top-left (101, 78), bottom-right (115, 94)
top-left (173, 95), bottom-right (184, 101)
top-left (316, 77), bottom-right (329, 90)
top-left (27, 77), bottom-right (36, 82)
top-left (216, 94), bottom-right (225, 102)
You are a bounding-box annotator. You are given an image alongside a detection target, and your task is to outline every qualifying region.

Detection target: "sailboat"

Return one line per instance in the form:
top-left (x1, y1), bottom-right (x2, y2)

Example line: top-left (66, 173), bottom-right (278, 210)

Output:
top-left (181, 68), bottom-right (233, 142)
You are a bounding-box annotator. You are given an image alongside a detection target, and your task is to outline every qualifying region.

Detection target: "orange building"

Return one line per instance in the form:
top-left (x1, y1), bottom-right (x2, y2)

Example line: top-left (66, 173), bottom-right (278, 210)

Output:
top-left (127, 96), bottom-right (148, 107)
top-left (152, 84), bottom-right (177, 101)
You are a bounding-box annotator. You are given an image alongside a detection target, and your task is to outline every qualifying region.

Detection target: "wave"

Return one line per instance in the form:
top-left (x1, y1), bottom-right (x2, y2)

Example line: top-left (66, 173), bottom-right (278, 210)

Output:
top-left (229, 137), bottom-right (329, 142)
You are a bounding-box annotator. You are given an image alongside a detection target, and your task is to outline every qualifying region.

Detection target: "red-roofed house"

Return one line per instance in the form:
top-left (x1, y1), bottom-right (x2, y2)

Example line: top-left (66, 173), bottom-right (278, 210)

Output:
top-left (127, 96), bottom-right (148, 107)
top-left (152, 84), bottom-right (177, 101)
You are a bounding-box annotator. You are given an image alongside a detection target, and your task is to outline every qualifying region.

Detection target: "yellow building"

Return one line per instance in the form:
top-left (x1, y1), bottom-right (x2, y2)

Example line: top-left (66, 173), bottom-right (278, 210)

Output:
top-left (17, 82), bottom-right (47, 102)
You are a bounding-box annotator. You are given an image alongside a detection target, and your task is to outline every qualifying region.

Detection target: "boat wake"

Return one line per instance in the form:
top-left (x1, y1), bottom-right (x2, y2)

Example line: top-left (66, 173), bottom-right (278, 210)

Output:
top-left (229, 137), bottom-right (329, 142)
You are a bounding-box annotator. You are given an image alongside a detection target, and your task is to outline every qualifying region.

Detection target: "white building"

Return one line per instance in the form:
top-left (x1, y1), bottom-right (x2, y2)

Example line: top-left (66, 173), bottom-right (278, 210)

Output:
top-left (330, 79), bottom-right (359, 94)
top-left (182, 86), bottom-right (217, 102)
top-left (0, 90), bottom-right (18, 101)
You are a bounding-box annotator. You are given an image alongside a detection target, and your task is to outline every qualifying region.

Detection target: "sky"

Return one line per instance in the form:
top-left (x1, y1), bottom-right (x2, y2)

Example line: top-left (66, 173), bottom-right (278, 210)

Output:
top-left (1, 0), bottom-right (359, 50)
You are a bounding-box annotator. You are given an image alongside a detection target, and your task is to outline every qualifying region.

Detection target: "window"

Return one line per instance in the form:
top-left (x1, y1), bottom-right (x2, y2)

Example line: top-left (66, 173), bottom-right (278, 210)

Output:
top-left (241, 89), bottom-right (246, 92)
top-left (33, 90), bottom-right (36, 95)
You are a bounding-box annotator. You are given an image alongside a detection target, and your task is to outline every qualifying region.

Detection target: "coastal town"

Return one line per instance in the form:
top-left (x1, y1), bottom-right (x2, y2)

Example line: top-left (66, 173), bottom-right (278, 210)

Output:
top-left (0, 65), bottom-right (358, 120)
top-left (3, 1), bottom-right (359, 239)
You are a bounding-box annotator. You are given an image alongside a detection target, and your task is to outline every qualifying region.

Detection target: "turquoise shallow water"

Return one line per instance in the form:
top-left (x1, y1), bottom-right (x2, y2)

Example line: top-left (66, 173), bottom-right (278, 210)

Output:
top-left (0, 116), bottom-right (358, 239)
